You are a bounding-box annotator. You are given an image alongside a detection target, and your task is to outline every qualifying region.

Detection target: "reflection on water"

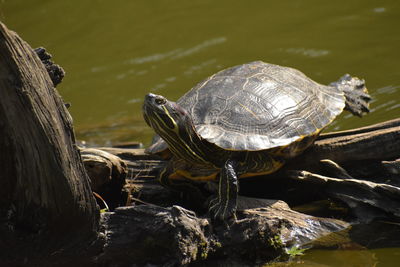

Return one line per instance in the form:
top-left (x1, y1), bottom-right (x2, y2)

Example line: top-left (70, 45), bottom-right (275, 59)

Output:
top-left (283, 48), bottom-right (330, 58)
top-left (85, 36), bottom-right (225, 82)
top-left (268, 247), bottom-right (400, 267)
top-left (1, 0), bottom-right (399, 264)
top-left (126, 36), bottom-right (226, 65)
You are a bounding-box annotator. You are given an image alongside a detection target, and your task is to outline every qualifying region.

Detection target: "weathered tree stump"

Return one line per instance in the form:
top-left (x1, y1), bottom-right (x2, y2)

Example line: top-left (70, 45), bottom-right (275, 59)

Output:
top-left (0, 22), bottom-right (98, 264)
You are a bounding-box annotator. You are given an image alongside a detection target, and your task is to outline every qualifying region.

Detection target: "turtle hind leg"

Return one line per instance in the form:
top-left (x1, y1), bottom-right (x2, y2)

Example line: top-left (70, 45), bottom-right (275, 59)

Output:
top-left (330, 74), bottom-right (371, 117)
top-left (158, 162), bottom-right (208, 210)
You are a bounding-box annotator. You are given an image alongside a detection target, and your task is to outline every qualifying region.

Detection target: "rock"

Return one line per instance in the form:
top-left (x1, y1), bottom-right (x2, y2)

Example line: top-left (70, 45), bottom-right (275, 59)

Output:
top-left (236, 196), bottom-right (349, 248)
top-left (98, 205), bottom-right (212, 266)
top-left (96, 196), bottom-right (349, 266)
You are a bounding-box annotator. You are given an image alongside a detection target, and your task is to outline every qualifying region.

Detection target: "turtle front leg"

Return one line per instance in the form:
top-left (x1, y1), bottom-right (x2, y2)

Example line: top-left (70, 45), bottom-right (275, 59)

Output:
top-left (209, 159), bottom-right (239, 222)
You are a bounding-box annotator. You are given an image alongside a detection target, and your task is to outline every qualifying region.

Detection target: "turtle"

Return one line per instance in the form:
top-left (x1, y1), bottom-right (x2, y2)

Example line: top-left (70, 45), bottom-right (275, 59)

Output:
top-left (142, 61), bottom-right (370, 222)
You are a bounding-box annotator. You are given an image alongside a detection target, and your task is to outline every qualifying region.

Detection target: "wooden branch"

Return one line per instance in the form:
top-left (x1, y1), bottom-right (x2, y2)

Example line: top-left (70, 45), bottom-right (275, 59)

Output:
top-left (293, 118), bottom-right (400, 168)
top-left (287, 170), bottom-right (400, 220)
top-left (81, 148), bottom-right (128, 210)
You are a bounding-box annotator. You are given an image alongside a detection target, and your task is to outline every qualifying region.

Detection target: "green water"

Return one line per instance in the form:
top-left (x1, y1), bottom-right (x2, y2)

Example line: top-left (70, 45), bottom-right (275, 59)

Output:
top-left (1, 0), bottom-right (399, 265)
top-left (269, 247), bottom-right (400, 267)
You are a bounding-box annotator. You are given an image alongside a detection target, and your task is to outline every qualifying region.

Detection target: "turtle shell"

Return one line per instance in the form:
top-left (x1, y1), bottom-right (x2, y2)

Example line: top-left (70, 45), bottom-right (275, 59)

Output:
top-left (152, 61), bottom-right (345, 152)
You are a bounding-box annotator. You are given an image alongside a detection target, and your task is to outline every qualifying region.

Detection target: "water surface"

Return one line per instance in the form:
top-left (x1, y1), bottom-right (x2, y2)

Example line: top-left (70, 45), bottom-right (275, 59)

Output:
top-left (1, 0), bottom-right (398, 146)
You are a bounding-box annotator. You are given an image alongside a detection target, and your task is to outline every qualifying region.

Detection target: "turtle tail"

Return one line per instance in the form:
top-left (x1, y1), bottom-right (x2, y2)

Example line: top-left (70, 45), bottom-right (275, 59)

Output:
top-left (330, 74), bottom-right (371, 117)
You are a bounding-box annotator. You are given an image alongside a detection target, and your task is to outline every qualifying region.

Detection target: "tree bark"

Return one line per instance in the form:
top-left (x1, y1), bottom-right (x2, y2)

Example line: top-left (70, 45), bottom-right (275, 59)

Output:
top-left (0, 22), bottom-right (98, 260)
top-left (296, 118), bottom-right (400, 167)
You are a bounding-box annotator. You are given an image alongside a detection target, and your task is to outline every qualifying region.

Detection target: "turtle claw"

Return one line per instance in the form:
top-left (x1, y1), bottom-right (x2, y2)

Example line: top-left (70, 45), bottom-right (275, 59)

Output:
top-left (330, 74), bottom-right (371, 117)
top-left (208, 196), bottom-right (237, 224)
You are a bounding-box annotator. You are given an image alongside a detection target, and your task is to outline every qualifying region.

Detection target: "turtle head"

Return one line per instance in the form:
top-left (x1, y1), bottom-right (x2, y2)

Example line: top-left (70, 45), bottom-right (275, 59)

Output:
top-left (142, 93), bottom-right (190, 135)
top-left (143, 93), bottom-right (212, 164)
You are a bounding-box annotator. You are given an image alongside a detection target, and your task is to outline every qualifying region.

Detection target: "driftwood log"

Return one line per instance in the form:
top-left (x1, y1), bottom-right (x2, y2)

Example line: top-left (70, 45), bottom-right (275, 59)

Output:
top-left (94, 118), bottom-right (400, 221)
top-left (1, 21), bottom-right (400, 266)
top-left (82, 118), bottom-right (400, 265)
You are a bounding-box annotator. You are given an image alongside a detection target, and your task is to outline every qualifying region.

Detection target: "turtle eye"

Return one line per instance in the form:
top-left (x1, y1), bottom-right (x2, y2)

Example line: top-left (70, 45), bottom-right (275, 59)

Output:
top-left (155, 97), bottom-right (166, 105)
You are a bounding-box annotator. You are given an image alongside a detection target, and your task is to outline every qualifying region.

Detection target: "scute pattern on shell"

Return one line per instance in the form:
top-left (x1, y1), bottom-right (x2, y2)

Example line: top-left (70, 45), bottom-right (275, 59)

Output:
top-left (176, 61), bottom-right (345, 151)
